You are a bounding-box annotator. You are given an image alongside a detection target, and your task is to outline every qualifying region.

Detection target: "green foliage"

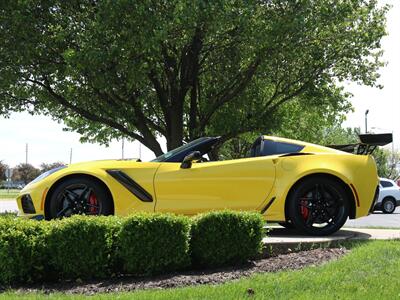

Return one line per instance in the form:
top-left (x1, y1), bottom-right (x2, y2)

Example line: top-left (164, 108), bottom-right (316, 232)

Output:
top-left (0, 161), bottom-right (8, 181)
top-left (117, 214), bottom-right (191, 275)
top-left (0, 211), bottom-right (265, 284)
top-left (0, 218), bottom-right (49, 284)
top-left (273, 111), bottom-right (359, 146)
top-left (0, 1), bottom-right (388, 154)
top-left (316, 126), bottom-right (360, 146)
top-left (190, 211), bottom-right (264, 267)
top-left (45, 215), bottom-right (120, 279)
top-left (373, 148), bottom-right (400, 179)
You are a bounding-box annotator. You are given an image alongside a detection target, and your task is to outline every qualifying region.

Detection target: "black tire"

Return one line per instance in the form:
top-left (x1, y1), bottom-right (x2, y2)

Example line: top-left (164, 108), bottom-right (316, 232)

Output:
top-left (381, 197), bottom-right (396, 214)
top-left (278, 221), bottom-right (295, 229)
top-left (287, 177), bottom-right (349, 236)
top-left (48, 177), bottom-right (113, 219)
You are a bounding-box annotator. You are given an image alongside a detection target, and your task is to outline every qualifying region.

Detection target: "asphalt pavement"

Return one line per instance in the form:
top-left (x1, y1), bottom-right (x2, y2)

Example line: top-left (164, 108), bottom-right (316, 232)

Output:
top-left (344, 207), bottom-right (400, 228)
top-left (0, 199), bottom-right (18, 213)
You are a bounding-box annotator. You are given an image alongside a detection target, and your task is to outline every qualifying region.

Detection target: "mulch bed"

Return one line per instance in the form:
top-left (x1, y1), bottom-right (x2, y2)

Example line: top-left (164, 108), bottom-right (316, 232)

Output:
top-left (7, 247), bottom-right (349, 295)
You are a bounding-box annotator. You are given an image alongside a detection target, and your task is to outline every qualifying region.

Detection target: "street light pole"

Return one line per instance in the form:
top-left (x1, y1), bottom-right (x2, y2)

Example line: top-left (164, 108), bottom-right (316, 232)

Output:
top-left (365, 109), bottom-right (369, 133)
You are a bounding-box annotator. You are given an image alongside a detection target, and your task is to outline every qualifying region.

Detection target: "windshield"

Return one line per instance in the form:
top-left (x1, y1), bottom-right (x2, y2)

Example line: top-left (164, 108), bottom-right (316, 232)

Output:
top-left (151, 137), bottom-right (209, 162)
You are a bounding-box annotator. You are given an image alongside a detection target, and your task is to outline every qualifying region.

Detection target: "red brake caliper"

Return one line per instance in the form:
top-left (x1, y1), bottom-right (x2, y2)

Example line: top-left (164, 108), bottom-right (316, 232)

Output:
top-left (89, 192), bottom-right (98, 213)
top-left (300, 198), bottom-right (309, 220)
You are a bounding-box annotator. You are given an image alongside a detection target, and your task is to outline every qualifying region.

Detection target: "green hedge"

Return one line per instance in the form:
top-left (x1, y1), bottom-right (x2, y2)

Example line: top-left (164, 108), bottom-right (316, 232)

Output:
top-left (117, 213), bottom-right (191, 275)
top-left (0, 218), bottom-right (49, 284)
top-left (191, 211), bottom-right (264, 267)
top-left (45, 215), bottom-right (121, 279)
top-left (0, 211), bottom-right (264, 284)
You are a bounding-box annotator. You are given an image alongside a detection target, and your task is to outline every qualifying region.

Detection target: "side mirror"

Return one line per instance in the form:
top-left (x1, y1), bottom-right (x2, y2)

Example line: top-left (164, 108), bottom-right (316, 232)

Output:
top-left (180, 151), bottom-right (202, 169)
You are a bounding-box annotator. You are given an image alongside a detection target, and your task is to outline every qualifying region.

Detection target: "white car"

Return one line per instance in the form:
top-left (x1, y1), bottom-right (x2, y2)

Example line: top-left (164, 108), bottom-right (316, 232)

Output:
top-left (374, 178), bottom-right (400, 214)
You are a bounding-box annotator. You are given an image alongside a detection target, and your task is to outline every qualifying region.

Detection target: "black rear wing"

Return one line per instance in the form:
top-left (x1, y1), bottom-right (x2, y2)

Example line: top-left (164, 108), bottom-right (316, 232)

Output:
top-left (327, 133), bottom-right (392, 155)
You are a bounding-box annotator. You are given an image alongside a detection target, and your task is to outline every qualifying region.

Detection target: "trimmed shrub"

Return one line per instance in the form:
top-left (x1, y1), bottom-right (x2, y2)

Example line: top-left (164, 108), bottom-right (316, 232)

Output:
top-left (0, 218), bottom-right (49, 284)
top-left (190, 211), bottom-right (264, 267)
top-left (117, 213), bottom-right (191, 275)
top-left (45, 215), bottom-right (120, 279)
top-left (0, 210), bottom-right (264, 283)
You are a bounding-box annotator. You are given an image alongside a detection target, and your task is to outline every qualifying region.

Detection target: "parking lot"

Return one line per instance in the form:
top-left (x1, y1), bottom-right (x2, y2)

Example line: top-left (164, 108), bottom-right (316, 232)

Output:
top-left (344, 207), bottom-right (400, 228)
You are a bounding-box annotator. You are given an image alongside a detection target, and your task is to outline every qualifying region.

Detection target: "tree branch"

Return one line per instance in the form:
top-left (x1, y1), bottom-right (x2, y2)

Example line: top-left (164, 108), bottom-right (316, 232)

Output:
top-left (198, 57), bottom-right (261, 131)
top-left (26, 78), bottom-right (164, 155)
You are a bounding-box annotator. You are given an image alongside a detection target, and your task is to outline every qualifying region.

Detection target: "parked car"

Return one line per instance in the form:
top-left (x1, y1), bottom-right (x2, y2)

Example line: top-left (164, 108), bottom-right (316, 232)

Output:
top-left (374, 178), bottom-right (400, 214)
top-left (17, 134), bottom-right (392, 236)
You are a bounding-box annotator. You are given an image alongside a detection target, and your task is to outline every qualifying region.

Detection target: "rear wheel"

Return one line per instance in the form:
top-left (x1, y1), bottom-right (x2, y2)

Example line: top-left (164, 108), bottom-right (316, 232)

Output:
top-left (288, 177), bottom-right (349, 236)
top-left (48, 177), bottom-right (113, 219)
top-left (381, 197), bottom-right (396, 214)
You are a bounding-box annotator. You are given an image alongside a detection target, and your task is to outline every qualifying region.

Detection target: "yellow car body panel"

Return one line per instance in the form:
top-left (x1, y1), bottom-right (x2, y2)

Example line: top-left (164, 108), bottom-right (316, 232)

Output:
top-left (264, 153), bottom-right (378, 220)
top-left (154, 156), bottom-right (275, 215)
top-left (17, 136), bottom-right (379, 225)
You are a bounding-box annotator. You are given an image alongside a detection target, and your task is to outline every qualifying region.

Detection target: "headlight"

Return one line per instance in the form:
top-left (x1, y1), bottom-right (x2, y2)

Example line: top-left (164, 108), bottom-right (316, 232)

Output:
top-left (29, 166), bottom-right (67, 185)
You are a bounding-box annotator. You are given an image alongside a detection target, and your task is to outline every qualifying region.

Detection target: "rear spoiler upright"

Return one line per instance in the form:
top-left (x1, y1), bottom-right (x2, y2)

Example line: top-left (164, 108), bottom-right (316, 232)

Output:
top-left (327, 133), bottom-right (393, 155)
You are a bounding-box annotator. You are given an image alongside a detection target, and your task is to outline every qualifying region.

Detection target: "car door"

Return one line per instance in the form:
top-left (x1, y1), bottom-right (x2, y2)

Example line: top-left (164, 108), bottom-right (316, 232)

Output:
top-left (105, 161), bottom-right (161, 215)
top-left (153, 156), bottom-right (276, 215)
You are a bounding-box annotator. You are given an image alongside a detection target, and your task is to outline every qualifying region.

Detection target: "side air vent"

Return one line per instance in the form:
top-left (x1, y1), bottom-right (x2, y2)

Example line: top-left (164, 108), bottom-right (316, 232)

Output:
top-left (106, 170), bottom-right (153, 202)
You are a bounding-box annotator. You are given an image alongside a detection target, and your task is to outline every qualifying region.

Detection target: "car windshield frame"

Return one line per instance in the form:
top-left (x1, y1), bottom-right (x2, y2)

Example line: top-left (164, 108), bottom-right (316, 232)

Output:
top-left (151, 137), bottom-right (215, 162)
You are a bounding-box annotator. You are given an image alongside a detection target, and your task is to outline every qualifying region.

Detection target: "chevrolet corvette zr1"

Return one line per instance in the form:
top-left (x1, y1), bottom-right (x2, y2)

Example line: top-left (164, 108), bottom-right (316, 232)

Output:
top-left (17, 134), bottom-right (391, 235)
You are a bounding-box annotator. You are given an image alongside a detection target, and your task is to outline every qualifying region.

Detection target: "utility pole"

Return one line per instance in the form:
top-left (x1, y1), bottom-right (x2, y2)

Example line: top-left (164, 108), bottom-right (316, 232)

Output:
top-left (365, 109), bottom-right (369, 133)
top-left (69, 148), bottom-right (73, 164)
top-left (25, 143), bottom-right (28, 164)
top-left (139, 142), bottom-right (142, 160)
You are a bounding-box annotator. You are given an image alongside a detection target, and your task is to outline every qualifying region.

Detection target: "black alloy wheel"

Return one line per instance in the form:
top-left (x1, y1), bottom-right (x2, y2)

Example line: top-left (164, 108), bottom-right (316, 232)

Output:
top-left (288, 177), bottom-right (349, 236)
top-left (48, 177), bottom-right (113, 219)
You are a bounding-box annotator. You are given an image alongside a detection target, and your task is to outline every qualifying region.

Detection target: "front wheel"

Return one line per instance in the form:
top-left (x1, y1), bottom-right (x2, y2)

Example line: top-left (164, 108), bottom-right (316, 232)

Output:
top-left (287, 177), bottom-right (349, 236)
top-left (48, 177), bottom-right (113, 219)
top-left (381, 197), bottom-right (396, 214)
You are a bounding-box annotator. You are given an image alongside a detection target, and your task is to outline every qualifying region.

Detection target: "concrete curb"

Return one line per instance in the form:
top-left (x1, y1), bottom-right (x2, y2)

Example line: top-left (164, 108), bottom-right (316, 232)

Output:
top-left (261, 227), bottom-right (400, 257)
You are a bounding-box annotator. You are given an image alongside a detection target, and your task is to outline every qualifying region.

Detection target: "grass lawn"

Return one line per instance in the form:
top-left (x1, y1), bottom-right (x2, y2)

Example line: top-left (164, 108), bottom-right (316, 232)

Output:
top-left (2, 240), bottom-right (400, 299)
top-left (0, 189), bottom-right (19, 199)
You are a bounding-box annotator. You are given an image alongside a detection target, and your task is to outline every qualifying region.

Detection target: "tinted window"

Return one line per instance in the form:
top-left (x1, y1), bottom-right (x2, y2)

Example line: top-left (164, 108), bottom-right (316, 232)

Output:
top-left (380, 180), bottom-right (393, 188)
top-left (261, 140), bottom-right (304, 156)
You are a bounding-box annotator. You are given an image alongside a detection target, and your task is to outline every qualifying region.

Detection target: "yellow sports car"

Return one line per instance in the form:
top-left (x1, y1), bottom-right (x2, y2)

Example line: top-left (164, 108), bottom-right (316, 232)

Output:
top-left (17, 134), bottom-right (391, 235)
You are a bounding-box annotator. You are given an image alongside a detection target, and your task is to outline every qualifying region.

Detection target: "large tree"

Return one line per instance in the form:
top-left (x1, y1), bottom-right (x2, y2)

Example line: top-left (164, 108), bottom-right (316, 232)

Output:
top-left (11, 163), bottom-right (40, 184)
top-left (40, 162), bottom-right (66, 173)
top-left (0, 0), bottom-right (388, 156)
top-left (0, 160), bottom-right (8, 181)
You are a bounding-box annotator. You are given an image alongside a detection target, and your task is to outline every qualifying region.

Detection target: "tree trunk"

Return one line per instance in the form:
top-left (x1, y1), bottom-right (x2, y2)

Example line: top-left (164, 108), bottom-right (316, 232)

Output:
top-left (166, 104), bottom-right (184, 151)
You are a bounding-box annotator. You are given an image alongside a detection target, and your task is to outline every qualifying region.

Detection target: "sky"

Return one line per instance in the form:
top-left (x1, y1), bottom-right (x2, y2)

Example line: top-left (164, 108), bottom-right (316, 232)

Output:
top-left (0, 0), bottom-right (399, 168)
